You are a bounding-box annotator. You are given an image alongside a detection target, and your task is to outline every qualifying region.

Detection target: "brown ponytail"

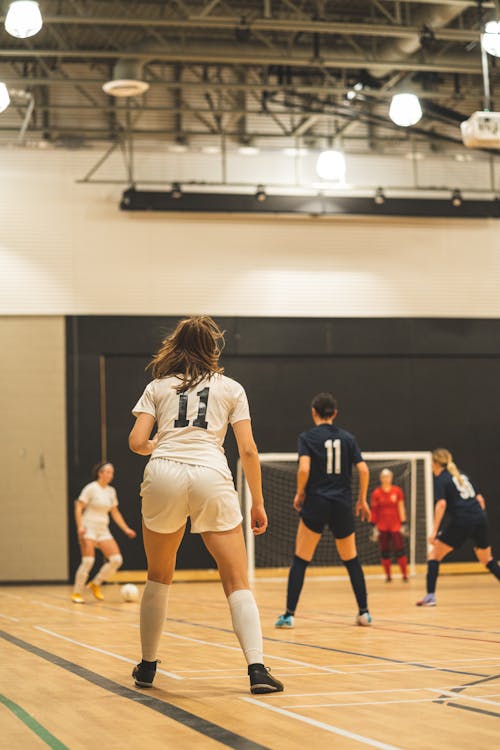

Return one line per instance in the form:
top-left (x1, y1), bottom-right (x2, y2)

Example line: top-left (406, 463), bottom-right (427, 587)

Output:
top-left (432, 448), bottom-right (465, 488)
top-left (147, 315), bottom-right (225, 393)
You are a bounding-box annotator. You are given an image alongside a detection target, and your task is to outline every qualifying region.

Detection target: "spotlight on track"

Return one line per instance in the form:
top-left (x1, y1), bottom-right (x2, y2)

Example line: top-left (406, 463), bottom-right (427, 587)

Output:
top-left (0, 82), bottom-right (11, 113)
top-left (170, 182), bottom-right (182, 200)
top-left (374, 187), bottom-right (386, 206)
top-left (316, 149), bottom-right (346, 181)
top-left (451, 189), bottom-right (463, 208)
top-left (255, 185), bottom-right (267, 202)
top-left (482, 20), bottom-right (500, 58)
top-left (389, 93), bottom-right (422, 127)
top-left (4, 1), bottom-right (43, 39)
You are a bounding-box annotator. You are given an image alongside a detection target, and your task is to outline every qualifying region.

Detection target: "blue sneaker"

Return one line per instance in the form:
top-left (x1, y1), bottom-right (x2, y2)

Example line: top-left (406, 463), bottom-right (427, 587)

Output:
top-left (356, 611), bottom-right (372, 626)
top-left (275, 613), bottom-right (294, 628)
top-left (416, 593), bottom-right (436, 607)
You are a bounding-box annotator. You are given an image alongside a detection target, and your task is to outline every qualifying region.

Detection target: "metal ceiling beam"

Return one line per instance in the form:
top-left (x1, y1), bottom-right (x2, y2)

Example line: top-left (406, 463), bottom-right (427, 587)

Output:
top-left (0, 76), bottom-right (481, 97)
top-left (0, 48), bottom-right (482, 74)
top-left (0, 15), bottom-right (482, 43)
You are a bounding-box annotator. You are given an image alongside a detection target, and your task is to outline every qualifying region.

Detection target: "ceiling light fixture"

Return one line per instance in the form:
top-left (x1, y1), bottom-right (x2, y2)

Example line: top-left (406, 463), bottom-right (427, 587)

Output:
top-left (238, 145), bottom-right (259, 156)
top-left (0, 83), bottom-right (11, 113)
top-left (389, 93), bottom-right (423, 127)
top-left (4, 1), bottom-right (43, 39)
top-left (316, 149), bottom-right (346, 182)
top-left (482, 20), bottom-right (500, 58)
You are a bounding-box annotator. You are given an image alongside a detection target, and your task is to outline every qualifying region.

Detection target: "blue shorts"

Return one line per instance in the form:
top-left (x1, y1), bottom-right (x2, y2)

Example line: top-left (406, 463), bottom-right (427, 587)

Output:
top-left (438, 516), bottom-right (489, 550)
top-left (300, 494), bottom-right (355, 539)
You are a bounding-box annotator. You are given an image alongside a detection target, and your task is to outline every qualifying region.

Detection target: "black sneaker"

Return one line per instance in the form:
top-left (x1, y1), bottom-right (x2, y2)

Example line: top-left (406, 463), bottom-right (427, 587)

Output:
top-left (248, 663), bottom-right (284, 694)
top-left (132, 660), bottom-right (158, 688)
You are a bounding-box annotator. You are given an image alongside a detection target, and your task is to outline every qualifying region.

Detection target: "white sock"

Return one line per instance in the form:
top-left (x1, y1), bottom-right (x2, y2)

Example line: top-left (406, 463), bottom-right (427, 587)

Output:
top-left (227, 589), bottom-right (264, 665)
top-left (93, 554), bottom-right (123, 585)
top-left (73, 556), bottom-right (94, 594)
top-left (140, 580), bottom-right (170, 662)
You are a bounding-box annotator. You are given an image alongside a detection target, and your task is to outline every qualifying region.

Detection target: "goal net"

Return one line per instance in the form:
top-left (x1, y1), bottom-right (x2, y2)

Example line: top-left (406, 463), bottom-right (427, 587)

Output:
top-left (238, 452), bottom-right (433, 581)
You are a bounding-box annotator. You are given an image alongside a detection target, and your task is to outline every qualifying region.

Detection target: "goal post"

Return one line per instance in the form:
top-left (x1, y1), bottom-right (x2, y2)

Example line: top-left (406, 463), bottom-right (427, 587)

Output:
top-left (238, 451), bottom-right (433, 584)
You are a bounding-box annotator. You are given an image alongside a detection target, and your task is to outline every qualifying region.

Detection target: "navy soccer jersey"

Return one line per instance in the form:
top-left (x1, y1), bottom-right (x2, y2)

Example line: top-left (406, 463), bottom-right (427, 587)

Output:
top-left (298, 423), bottom-right (363, 501)
top-left (433, 469), bottom-right (483, 522)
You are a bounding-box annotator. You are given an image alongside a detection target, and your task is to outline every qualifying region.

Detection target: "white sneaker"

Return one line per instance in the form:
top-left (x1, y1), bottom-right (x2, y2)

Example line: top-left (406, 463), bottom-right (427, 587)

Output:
top-left (356, 611), bottom-right (372, 626)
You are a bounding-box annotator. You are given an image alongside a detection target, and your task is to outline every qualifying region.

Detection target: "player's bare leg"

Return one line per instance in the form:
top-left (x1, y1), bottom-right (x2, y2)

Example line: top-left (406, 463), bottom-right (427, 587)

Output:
top-left (133, 522), bottom-right (185, 687)
top-left (203, 525), bottom-right (284, 694)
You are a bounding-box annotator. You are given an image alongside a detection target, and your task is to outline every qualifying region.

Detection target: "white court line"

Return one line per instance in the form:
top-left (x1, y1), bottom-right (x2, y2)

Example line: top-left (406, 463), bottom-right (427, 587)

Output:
top-left (285, 693), bottom-right (500, 709)
top-left (427, 688), bottom-right (500, 707)
top-left (241, 697), bottom-right (403, 750)
top-left (0, 613), bottom-right (19, 622)
top-left (162, 630), bottom-right (341, 673)
top-left (284, 686), bottom-right (463, 698)
top-left (33, 601), bottom-right (110, 621)
top-left (34, 626), bottom-right (182, 680)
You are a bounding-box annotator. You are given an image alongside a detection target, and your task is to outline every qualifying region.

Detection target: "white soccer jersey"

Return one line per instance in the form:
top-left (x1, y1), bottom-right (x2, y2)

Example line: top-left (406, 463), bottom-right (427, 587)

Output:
top-left (79, 481), bottom-right (118, 524)
top-left (132, 373), bottom-right (250, 478)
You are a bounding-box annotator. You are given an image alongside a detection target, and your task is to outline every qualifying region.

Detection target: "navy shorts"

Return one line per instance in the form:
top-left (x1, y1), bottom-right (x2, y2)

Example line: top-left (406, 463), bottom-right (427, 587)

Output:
top-left (438, 516), bottom-right (489, 550)
top-left (300, 494), bottom-right (355, 539)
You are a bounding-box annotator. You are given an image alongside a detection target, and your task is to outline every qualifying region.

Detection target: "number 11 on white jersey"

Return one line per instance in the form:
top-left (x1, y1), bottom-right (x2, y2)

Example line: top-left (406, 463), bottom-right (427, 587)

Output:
top-left (324, 439), bottom-right (341, 474)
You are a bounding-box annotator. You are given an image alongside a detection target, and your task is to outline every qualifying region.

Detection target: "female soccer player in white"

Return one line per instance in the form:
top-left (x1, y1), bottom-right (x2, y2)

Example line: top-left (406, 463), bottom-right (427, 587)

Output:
top-left (417, 448), bottom-right (500, 606)
top-left (72, 462), bottom-right (136, 603)
top-left (128, 315), bottom-right (283, 694)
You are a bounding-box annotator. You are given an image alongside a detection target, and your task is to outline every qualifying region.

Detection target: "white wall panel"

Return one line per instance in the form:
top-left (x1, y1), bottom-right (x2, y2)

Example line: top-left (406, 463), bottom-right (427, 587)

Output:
top-left (0, 148), bottom-right (500, 317)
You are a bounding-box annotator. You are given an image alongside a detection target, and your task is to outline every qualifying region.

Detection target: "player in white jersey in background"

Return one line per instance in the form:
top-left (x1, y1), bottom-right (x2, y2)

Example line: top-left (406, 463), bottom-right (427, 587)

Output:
top-left (72, 462), bottom-right (136, 603)
top-left (129, 315), bottom-right (284, 694)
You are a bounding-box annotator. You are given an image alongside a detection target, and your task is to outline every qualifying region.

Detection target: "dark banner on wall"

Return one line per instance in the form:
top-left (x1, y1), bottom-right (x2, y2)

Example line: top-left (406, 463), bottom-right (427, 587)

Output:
top-left (66, 316), bottom-right (500, 578)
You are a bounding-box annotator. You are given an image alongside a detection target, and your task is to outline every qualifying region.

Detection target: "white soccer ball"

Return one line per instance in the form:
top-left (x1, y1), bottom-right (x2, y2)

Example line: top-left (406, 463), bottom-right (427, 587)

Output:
top-left (120, 583), bottom-right (139, 602)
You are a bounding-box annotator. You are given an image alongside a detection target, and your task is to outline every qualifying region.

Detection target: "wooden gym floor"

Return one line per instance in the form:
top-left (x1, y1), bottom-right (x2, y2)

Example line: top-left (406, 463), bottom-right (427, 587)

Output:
top-left (1, 573), bottom-right (499, 750)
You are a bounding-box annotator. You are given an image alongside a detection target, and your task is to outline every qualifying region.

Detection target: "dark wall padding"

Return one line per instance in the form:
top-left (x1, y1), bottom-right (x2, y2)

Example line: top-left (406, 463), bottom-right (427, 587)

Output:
top-left (66, 317), bottom-right (500, 576)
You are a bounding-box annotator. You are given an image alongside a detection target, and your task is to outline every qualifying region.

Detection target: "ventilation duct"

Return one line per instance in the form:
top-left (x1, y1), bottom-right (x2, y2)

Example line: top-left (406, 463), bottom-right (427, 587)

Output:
top-left (102, 59), bottom-right (149, 97)
top-left (369, 4), bottom-right (470, 77)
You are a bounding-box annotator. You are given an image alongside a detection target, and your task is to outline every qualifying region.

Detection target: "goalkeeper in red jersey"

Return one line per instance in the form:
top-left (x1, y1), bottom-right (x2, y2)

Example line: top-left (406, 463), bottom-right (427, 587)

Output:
top-left (370, 469), bottom-right (409, 582)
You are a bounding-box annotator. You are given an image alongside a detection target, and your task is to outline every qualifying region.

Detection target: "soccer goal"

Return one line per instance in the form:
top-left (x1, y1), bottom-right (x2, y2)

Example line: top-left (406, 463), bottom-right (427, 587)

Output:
top-left (237, 452), bottom-right (434, 583)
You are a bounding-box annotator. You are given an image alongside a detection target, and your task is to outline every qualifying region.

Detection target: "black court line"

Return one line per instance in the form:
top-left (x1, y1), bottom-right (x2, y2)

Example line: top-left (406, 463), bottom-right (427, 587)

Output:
top-left (167, 617), bottom-right (486, 678)
top-left (432, 672), bottom-right (500, 718)
top-left (446, 702), bottom-right (500, 719)
top-left (0, 630), bottom-right (270, 750)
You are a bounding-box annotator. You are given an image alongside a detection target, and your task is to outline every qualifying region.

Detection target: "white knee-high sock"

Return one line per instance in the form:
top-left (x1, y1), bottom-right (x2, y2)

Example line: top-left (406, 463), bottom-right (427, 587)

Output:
top-left (227, 589), bottom-right (264, 665)
top-left (73, 557), bottom-right (95, 593)
top-left (93, 554), bottom-right (123, 585)
top-left (140, 580), bottom-right (170, 662)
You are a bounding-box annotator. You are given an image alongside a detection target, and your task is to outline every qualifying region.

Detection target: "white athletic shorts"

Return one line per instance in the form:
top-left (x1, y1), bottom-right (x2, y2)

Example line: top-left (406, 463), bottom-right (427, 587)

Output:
top-left (82, 519), bottom-right (113, 542)
top-left (140, 458), bottom-right (243, 534)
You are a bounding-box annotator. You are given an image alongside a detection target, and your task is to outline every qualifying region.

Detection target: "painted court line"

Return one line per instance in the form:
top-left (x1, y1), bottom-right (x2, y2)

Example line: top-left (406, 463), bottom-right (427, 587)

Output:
top-left (427, 688), bottom-right (500, 708)
top-left (163, 630), bottom-right (341, 673)
top-left (0, 692), bottom-right (69, 750)
top-left (283, 694), bottom-right (500, 709)
top-left (0, 629), bottom-right (269, 750)
top-left (0, 613), bottom-right (19, 622)
top-left (241, 697), bottom-right (402, 750)
top-left (33, 601), bottom-right (110, 621)
top-left (34, 627), bottom-right (182, 680)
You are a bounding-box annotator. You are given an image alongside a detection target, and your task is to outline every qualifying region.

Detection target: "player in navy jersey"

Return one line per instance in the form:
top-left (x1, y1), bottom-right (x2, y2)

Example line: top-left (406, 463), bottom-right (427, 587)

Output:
top-left (275, 393), bottom-right (372, 627)
top-left (417, 448), bottom-right (500, 606)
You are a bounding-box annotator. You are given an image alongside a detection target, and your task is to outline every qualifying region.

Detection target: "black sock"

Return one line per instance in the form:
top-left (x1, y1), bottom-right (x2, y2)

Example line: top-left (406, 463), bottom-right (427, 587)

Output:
top-left (141, 659), bottom-right (157, 667)
top-left (486, 559), bottom-right (500, 581)
top-left (286, 555), bottom-right (309, 615)
top-left (426, 560), bottom-right (440, 594)
top-left (343, 556), bottom-right (368, 612)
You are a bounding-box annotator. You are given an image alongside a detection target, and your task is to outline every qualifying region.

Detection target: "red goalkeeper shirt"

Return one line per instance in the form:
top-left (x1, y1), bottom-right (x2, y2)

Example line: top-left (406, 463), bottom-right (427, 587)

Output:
top-left (370, 485), bottom-right (404, 532)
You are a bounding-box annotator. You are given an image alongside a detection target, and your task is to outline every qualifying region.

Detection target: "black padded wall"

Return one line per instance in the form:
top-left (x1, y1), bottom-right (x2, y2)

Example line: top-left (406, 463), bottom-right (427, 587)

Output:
top-left (66, 316), bottom-right (500, 577)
